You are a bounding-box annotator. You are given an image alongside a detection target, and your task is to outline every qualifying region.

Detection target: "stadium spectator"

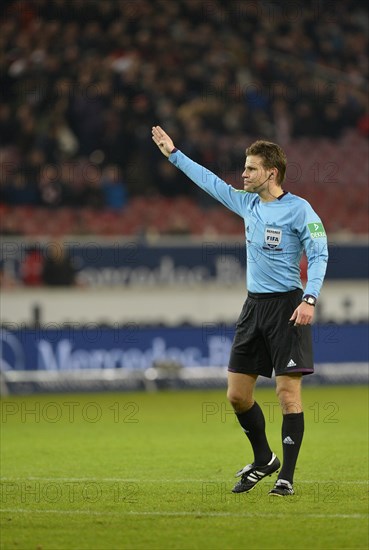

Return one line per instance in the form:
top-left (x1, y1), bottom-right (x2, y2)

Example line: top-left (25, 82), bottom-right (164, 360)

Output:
top-left (101, 165), bottom-right (127, 210)
top-left (0, 0), bottom-right (367, 232)
top-left (20, 248), bottom-right (44, 286)
top-left (41, 242), bottom-right (76, 286)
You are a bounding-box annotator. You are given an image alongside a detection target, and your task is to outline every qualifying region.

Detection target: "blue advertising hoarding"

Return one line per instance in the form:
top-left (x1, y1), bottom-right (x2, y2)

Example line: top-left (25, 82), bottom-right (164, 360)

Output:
top-left (1, 241), bottom-right (368, 286)
top-left (1, 324), bottom-right (368, 373)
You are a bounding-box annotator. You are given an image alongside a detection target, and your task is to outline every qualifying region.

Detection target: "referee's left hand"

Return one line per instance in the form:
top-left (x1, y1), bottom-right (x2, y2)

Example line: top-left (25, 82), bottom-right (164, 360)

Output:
top-left (289, 302), bottom-right (315, 326)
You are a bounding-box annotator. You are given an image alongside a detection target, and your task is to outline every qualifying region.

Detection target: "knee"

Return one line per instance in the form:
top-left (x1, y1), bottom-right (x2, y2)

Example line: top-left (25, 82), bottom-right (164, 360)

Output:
top-left (276, 385), bottom-right (302, 414)
top-left (276, 385), bottom-right (291, 402)
top-left (227, 389), bottom-right (254, 412)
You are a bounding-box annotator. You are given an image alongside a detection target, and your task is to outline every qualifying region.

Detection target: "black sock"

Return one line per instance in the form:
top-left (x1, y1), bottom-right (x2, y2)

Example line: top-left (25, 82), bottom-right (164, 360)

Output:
top-left (278, 412), bottom-right (304, 484)
top-left (236, 402), bottom-right (272, 466)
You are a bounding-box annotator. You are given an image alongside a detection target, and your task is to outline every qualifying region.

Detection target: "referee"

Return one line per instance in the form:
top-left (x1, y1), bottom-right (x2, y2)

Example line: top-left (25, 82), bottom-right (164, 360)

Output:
top-left (152, 126), bottom-right (328, 497)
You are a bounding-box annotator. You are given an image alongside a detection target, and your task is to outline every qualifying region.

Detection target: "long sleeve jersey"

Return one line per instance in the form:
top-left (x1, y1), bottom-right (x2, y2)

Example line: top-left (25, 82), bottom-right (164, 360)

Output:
top-left (169, 150), bottom-right (328, 297)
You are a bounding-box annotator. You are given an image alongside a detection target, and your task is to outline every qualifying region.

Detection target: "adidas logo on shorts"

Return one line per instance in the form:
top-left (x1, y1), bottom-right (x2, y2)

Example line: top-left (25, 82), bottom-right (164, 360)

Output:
top-left (287, 359), bottom-right (297, 367)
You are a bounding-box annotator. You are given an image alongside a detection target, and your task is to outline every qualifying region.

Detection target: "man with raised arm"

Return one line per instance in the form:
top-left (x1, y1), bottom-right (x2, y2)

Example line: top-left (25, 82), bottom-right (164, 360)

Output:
top-left (152, 125), bottom-right (328, 497)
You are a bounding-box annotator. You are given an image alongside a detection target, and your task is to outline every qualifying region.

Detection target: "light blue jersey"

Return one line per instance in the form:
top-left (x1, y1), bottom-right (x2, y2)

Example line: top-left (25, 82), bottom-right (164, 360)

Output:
top-left (169, 150), bottom-right (328, 297)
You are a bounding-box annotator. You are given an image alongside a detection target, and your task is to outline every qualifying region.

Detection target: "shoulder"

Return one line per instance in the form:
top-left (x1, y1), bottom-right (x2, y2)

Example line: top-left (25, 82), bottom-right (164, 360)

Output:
top-left (285, 193), bottom-right (318, 232)
top-left (231, 187), bottom-right (255, 206)
top-left (285, 192), bottom-right (309, 206)
top-left (285, 193), bottom-right (314, 214)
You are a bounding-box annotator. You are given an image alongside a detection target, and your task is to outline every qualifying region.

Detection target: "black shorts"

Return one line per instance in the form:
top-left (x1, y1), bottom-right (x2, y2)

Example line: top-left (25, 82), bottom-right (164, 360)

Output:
top-left (228, 289), bottom-right (314, 378)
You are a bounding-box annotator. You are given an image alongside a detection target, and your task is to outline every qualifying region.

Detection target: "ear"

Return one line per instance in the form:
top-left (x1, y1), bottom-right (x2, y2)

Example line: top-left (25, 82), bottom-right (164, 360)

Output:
top-left (272, 169), bottom-right (279, 181)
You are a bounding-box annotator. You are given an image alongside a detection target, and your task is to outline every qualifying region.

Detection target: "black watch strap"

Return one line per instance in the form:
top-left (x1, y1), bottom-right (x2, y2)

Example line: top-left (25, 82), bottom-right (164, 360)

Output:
top-left (302, 295), bottom-right (316, 306)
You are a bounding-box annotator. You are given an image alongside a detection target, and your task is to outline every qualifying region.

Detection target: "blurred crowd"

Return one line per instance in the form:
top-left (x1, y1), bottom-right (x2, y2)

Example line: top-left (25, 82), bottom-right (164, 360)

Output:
top-left (0, 0), bottom-right (368, 212)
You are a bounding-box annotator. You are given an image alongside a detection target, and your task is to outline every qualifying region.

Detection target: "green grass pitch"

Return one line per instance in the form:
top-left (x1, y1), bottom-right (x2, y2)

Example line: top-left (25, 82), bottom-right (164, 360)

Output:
top-left (1, 385), bottom-right (368, 549)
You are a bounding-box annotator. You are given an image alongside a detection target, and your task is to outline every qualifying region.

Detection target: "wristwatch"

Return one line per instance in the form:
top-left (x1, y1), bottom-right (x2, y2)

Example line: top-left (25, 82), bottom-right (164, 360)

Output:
top-left (302, 295), bottom-right (316, 306)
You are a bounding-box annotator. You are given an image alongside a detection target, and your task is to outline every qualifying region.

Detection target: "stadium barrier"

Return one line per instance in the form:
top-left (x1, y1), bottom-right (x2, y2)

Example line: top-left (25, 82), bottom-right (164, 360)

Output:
top-left (1, 240), bottom-right (368, 287)
top-left (1, 324), bottom-right (367, 395)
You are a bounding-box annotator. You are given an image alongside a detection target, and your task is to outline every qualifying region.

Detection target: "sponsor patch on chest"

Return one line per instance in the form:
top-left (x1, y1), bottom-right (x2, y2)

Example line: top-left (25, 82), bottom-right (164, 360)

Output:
top-left (264, 226), bottom-right (282, 249)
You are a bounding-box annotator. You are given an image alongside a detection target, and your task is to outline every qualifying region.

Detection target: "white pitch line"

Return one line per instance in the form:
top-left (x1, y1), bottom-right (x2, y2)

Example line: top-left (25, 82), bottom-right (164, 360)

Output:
top-left (0, 509), bottom-right (367, 520)
top-left (0, 477), bottom-right (368, 485)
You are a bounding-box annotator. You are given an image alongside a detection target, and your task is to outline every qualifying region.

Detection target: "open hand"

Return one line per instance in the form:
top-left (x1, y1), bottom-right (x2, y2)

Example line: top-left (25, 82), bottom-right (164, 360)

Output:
top-left (152, 126), bottom-right (175, 158)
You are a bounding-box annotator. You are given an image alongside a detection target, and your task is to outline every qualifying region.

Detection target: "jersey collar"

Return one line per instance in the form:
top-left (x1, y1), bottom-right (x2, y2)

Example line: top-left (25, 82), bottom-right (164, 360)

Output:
top-left (277, 191), bottom-right (289, 201)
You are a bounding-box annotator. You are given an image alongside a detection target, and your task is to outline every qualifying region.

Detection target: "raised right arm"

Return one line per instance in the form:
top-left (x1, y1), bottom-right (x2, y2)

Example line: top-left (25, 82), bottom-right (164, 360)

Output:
top-left (152, 126), bottom-right (248, 217)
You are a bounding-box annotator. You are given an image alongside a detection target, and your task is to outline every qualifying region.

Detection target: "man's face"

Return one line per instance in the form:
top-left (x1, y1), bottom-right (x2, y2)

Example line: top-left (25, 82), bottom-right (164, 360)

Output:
top-left (242, 155), bottom-right (271, 192)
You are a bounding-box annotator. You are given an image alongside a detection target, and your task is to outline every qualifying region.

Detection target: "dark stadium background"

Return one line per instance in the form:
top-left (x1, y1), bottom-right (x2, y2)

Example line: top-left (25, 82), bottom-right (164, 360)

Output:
top-left (0, 0), bottom-right (368, 393)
